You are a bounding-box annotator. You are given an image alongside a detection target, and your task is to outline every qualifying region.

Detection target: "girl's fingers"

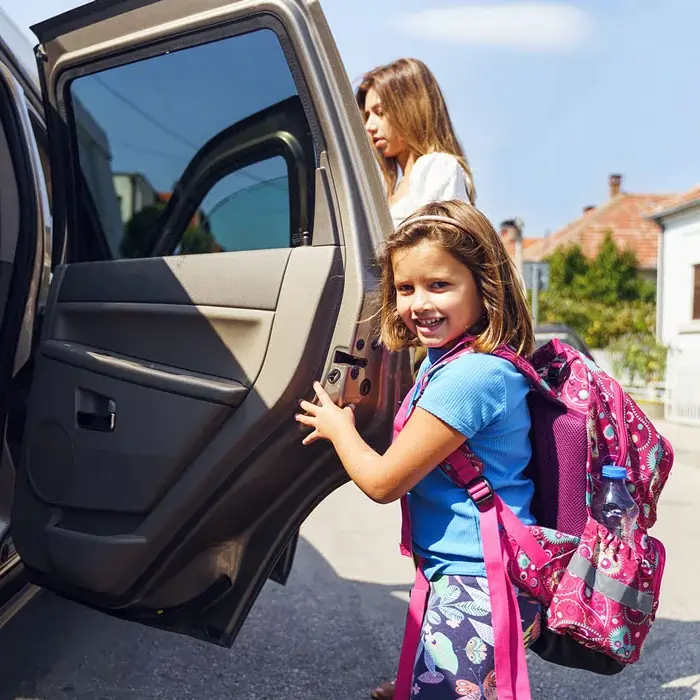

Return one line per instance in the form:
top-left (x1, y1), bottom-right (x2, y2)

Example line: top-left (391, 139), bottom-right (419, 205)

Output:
top-left (302, 430), bottom-right (320, 446)
top-left (295, 413), bottom-right (315, 427)
top-left (313, 381), bottom-right (331, 405)
top-left (299, 399), bottom-right (317, 415)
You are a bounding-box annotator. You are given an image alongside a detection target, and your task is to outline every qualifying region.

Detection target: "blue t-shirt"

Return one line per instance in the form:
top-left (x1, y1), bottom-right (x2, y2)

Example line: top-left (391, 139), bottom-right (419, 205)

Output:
top-left (407, 348), bottom-right (536, 579)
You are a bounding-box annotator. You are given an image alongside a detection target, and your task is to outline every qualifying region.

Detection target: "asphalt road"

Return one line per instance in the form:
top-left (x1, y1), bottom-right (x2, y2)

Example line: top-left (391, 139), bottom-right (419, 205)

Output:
top-left (0, 433), bottom-right (698, 699)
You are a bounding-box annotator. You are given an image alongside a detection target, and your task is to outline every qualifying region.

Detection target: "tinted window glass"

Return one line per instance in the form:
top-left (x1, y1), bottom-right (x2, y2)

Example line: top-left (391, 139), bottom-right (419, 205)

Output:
top-left (198, 157), bottom-right (290, 253)
top-left (69, 28), bottom-right (310, 259)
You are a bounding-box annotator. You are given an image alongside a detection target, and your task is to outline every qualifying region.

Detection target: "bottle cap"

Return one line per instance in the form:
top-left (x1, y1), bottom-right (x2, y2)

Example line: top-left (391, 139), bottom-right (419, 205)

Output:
top-left (602, 464), bottom-right (627, 479)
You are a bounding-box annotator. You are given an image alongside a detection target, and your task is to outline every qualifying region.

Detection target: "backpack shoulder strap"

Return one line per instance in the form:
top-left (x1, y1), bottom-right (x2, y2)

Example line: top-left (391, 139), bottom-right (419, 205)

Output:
top-left (490, 344), bottom-right (559, 401)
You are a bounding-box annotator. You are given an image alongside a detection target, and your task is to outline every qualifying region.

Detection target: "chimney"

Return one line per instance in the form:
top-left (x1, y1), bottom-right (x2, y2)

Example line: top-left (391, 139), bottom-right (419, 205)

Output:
top-left (609, 173), bottom-right (622, 199)
top-left (499, 219), bottom-right (524, 287)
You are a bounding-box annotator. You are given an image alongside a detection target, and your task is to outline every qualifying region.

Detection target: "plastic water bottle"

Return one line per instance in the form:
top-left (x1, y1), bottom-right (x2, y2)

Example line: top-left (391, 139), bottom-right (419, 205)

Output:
top-left (591, 465), bottom-right (639, 544)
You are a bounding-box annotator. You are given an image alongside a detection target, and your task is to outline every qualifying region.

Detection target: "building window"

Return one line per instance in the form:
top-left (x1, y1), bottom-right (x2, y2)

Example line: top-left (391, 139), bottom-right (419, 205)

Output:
top-left (694, 264), bottom-right (700, 320)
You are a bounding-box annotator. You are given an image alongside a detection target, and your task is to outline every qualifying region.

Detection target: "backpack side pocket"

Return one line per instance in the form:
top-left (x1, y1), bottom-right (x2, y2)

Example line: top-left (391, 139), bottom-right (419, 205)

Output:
top-left (546, 516), bottom-right (665, 665)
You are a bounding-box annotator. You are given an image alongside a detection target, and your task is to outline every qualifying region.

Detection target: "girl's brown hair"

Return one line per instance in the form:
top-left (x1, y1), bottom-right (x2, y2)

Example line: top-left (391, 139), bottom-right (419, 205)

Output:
top-left (379, 200), bottom-right (534, 357)
top-left (356, 58), bottom-right (475, 203)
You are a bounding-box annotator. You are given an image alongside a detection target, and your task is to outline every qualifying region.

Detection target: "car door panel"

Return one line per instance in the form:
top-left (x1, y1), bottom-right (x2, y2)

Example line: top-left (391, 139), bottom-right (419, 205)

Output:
top-left (49, 250), bottom-right (289, 384)
top-left (15, 242), bottom-right (343, 590)
top-left (49, 301), bottom-right (272, 386)
top-left (13, 0), bottom-right (406, 646)
top-left (41, 340), bottom-right (249, 407)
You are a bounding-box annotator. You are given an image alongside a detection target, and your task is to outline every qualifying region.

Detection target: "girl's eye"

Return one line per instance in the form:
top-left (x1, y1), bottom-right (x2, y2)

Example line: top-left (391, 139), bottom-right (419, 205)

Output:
top-left (431, 281), bottom-right (450, 289)
top-left (396, 284), bottom-right (413, 294)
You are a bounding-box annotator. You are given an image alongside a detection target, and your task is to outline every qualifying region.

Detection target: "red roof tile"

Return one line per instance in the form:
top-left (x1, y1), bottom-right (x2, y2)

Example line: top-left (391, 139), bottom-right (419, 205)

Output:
top-left (500, 235), bottom-right (544, 260)
top-left (524, 193), bottom-right (675, 270)
top-left (650, 184), bottom-right (700, 219)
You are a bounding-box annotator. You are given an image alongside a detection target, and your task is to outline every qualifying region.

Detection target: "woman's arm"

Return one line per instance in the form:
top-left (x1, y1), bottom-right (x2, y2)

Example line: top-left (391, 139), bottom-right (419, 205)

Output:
top-left (296, 382), bottom-right (465, 504)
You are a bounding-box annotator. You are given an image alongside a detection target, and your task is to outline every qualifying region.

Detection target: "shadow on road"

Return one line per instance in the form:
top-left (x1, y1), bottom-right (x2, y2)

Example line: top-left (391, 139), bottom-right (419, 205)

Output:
top-left (0, 537), bottom-right (697, 700)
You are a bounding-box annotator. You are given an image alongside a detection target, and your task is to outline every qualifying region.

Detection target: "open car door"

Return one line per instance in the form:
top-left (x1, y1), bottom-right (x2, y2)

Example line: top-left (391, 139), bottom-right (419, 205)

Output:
top-left (12, 0), bottom-right (406, 646)
top-left (0, 45), bottom-right (51, 618)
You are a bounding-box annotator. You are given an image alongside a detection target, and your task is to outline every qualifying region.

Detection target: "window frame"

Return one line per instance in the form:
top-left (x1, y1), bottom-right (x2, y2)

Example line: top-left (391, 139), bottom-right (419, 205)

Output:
top-left (51, 13), bottom-right (323, 264)
top-left (693, 263), bottom-right (700, 321)
top-left (152, 94), bottom-right (314, 257)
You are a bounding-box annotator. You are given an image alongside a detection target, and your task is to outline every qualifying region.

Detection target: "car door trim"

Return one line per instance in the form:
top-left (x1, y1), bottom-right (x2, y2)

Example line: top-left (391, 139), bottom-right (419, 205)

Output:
top-left (43, 338), bottom-right (249, 406)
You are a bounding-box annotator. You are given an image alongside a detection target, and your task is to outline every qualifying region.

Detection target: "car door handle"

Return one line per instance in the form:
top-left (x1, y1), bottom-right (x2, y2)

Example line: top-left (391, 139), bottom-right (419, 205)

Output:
top-left (76, 393), bottom-right (116, 432)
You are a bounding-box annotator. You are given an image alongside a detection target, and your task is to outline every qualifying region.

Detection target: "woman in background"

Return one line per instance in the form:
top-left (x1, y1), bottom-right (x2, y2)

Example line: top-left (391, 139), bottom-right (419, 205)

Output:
top-left (356, 57), bottom-right (475, 229)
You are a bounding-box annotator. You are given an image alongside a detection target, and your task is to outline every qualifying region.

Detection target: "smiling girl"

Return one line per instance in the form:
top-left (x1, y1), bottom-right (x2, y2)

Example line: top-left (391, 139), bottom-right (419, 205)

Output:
top-left (296, 201), bottom-right (541, 700)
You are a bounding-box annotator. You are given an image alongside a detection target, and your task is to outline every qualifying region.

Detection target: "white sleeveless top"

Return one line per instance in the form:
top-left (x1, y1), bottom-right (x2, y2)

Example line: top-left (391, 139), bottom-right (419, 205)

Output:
top-left (390, 152), bottom-right (473, 228)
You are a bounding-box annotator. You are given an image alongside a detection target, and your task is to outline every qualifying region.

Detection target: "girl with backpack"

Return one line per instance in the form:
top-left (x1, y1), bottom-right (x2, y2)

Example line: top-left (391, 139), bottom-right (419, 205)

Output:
top-left (357, 58), bottom-right (479, 699)
top-left (296, 199), bottom-right (543, 699)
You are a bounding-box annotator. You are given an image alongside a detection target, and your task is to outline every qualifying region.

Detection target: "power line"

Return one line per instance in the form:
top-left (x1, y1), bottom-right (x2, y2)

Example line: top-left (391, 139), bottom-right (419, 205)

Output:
top-left (110, 138), bottom-right (188, 162)
top-left (92, 76), bottom-right (291, 193)
top-left (93, 75), bottom-right (199, 151)
top-left (206, 177), bottom-right (289, 220)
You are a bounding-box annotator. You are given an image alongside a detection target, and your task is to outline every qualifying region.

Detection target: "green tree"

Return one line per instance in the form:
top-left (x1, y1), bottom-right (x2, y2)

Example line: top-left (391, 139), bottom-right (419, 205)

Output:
top-left (180, 222), bottom-right (218, 254)
top-left (582, 233), bottom-right (655, 304)
top-left (536, 230), bottom-right (657, 347)
top-left (120, 202), bottom-right (217, 258)
top-left (120, 203), bottom-right (165, 258)
top-left (544, 231), bottom-right (655, 304)
top-left (609, 332), bottom-right (667, 385)
top-left (548, 243), bottom-right (589, 295)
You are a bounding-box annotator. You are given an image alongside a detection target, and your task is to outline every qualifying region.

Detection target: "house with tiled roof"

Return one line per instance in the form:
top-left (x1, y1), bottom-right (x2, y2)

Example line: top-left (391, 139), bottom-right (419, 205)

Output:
top-left (522, 174), bottom-right (674, 280)
top-left (649, 184), bottom-right (700, 424)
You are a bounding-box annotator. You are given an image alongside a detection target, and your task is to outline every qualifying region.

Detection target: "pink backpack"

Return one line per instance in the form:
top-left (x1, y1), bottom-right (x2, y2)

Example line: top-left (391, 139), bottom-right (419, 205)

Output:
top-left (393, 337), bottom-right (673, 700)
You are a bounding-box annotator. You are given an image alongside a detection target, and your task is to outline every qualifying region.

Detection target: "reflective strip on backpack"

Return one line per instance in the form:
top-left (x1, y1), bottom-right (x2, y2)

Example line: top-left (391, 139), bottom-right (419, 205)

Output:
top-left (567, 552), bottom-right (654, 614)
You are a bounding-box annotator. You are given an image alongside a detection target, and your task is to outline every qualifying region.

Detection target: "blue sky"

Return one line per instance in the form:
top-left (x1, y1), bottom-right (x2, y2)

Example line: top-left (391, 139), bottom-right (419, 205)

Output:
top-left (3, 0), bottom-right (699, 237)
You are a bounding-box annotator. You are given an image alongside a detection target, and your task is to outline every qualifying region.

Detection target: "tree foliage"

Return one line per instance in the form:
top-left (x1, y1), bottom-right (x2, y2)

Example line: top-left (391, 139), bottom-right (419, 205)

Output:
top-left (545, 231), bottom-right (655, 305)
top-left (537, 230), bottom-right (657, 347)
top-left (120, 202), bottom-right (218, 258)
top-left (609, 332), bottom-right (668, 385)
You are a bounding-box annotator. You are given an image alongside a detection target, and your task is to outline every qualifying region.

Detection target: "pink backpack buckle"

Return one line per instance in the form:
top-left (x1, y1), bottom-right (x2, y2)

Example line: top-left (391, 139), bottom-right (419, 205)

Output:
top-left (466, 475), bottom-right (495, 512)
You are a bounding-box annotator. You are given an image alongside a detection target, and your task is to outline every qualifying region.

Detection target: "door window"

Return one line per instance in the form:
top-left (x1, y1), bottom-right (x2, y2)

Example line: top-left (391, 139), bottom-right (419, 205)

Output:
top-left (192, 156), bottom-right (290, 254)
top-left (69, 28), bottom-right (314, 259)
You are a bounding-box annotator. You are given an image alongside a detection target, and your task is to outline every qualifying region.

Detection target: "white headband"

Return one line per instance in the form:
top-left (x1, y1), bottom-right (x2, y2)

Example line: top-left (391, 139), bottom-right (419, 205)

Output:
top-left (394, 214), bottom-right (464, 233)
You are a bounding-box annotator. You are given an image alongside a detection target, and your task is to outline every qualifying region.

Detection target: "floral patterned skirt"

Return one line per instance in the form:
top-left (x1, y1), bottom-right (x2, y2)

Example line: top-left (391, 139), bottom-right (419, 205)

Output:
top-left (411, 574), bottom-right (542, 699)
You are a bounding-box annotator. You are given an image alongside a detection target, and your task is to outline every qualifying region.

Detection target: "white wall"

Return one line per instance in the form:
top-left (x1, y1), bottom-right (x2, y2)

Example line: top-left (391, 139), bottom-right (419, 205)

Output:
top-left (659, 205), bottom-right (700, 347)
top-left (133, 178), bottom-right (158, 214)
top-left (113, 175), bottom-right (133, 223)
top-left (73, 98), bottom-right (124, 257)
top-left (658, 204), bottom-right (700, 423)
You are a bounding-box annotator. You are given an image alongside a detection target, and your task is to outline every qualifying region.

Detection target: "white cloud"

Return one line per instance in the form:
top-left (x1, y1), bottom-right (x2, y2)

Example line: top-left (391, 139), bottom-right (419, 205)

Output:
top-left (398, 3), bottom-right (594, 52)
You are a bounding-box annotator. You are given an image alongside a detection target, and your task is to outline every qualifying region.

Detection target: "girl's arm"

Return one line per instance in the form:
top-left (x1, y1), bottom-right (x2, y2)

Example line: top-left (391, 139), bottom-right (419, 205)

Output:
top-left (296, 382), bottom-right (464, 504)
